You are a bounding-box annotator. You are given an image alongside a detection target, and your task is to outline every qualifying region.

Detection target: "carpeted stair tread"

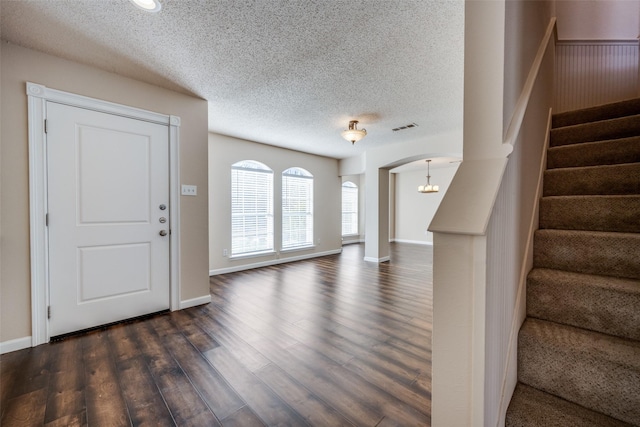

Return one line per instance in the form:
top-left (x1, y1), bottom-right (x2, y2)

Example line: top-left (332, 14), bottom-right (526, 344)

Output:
top-left (534, 229), bottom-right (640, 280)
top-left (547, 136), bottom-right (640, 169)
top-left (510, 99), bottom-right (640, 424)
top-left (552, 98), bottom-right (640, 128)
top-left (550, 114), bottom-right (640, 147)
top-left (506, 383), bottom-right (633, 427)
top-left (527, 268), bottom-right (640, 341)
top-left (518, 318), bottom-right (640, 425)
top-left (543, 163), bottom-right (640, 196)
top-left (539, 195), bottom-right (640, 233)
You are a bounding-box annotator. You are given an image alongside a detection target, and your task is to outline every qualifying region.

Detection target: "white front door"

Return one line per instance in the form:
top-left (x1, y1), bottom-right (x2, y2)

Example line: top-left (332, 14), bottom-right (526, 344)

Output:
top-left (47, 102), bottom-right (170, 337)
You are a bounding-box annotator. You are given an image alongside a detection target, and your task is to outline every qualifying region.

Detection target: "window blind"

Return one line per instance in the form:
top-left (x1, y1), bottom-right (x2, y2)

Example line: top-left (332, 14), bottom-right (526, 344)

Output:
top-left (282, 167), bottom-right (313, 249)
top-left (231, 161), bottom-right (274, 256)
top-left (342, 181), bottom-right (358, 236)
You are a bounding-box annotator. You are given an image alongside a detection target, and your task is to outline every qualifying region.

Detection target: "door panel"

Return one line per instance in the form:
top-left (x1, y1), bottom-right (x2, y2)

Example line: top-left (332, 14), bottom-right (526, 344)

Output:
top-left (78, 243), bottom-right (151, 302)
top-left (47, 102), bottom-right (170, 337)
top-left (77, 125), bottom-right (151, 224)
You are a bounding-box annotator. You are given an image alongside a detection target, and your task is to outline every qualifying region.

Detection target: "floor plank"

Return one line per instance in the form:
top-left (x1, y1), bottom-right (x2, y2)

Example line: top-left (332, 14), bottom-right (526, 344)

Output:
top-left (205, 346), bottom-right (309, 426)
top-left (0, 243), bottom-right (432, 426)
top-left (43, 339), bottom-right (85, 424)
top-left (128, 320), bottom-right (221, 426)
top-left (1, 389), bottom-right (48, 426)
top-left (254, 363), bottom-right (355, 426)
top-left (113, 356), bottom-right (175, 426)
top-left (82, 331), bottom-right (130, 427)
top-left (220, 406), bottom-right (265, 427)
top-left (149, 316), bottom-right (245, 421)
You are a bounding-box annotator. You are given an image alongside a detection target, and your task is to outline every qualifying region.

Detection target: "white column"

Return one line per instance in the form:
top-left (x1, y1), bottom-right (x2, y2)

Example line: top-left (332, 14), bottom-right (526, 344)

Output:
top-left (364, 167), bottom-right (390, 262)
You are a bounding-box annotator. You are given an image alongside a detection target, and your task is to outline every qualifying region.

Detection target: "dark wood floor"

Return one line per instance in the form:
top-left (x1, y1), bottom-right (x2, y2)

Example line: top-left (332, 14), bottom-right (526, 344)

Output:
top-left (0, 243), bottom-right (433, 426)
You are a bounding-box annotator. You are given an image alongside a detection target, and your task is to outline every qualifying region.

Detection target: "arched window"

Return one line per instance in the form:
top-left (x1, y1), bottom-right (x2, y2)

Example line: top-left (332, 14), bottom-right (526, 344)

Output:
top-left (231, 160), bottom-right (274, 256)
top-left (341, 181), bottom-right (358, 236)
top-left (282, 167), bottom-right (313, 249)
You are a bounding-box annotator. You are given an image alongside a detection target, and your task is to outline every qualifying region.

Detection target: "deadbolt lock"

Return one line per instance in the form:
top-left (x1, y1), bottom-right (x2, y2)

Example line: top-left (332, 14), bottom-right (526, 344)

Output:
top-left (159, 217), bottom-right (167, 223)
top-left (159, 204), bottom-right (167, 210)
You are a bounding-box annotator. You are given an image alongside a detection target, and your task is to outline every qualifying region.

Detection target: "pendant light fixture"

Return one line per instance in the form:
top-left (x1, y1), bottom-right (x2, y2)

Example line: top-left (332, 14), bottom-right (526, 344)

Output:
top-left (418, 159), bottom-right (439, 193)
top-left (341, 120), bottom-right (367, 145)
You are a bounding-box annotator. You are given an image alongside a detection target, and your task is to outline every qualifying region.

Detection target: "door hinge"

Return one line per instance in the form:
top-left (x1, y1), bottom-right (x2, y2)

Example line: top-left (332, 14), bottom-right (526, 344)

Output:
top-left (45, 213), bottom-right (49, 227)
top-left (47, 306), bottom-right (51, 319)
top-left (44, 119), bottom-right (48, 134)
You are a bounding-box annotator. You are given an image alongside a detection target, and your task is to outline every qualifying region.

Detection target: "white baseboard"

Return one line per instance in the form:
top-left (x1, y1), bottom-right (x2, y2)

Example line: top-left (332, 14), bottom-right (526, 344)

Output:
top-left (342, 238), bottom-right (364, 245)
top-left (392, 239), bottom-right (433, 246)
top-left (0, 336), bottom-right (32, 354)
top-left (364, 256), bottom-right (391, 263)
top-left (179, 295), bottom-right (212, 310)
top-left (210, 249), bottom-right (343, 276)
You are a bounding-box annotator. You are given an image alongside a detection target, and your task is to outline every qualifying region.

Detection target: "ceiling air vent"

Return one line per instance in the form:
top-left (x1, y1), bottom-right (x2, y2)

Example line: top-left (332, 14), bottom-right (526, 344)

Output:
top-left (392, 123), bottom-right (418, 132)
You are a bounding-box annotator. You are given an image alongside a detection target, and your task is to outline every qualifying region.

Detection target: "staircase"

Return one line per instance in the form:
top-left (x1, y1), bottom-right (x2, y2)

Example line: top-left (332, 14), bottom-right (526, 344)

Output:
top-left (506, 98), bottom-right (640, 426)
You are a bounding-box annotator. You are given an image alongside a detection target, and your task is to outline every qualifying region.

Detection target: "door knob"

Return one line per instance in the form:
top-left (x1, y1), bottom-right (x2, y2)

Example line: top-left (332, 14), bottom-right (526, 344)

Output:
top-left (159, 230), bottom-right (168, 236)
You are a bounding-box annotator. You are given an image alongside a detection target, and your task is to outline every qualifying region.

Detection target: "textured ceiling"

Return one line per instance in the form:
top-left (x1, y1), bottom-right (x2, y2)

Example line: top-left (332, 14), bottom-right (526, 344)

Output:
top-left (1, 0), bottom-right (465, 159)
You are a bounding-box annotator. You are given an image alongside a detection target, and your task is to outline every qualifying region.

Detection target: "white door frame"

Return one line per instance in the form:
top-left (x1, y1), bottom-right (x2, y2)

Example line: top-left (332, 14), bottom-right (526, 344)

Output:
top-left (27, 82), bottom-right (181, 346)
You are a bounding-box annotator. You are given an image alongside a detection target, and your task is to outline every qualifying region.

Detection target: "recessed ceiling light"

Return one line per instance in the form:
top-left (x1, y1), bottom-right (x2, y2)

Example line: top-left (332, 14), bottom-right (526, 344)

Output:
top-left (129, 0), bottom-right (161, 13)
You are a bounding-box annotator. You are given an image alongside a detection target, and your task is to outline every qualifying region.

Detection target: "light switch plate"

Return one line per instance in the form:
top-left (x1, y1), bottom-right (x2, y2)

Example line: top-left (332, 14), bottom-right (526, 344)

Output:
top-left (181, 185), bottom-right (197, 196)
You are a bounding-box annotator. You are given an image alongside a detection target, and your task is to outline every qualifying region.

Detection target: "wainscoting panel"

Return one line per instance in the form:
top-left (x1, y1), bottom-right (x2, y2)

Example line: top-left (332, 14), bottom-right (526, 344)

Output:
top-left (555, 41), bottom-right (639, 113)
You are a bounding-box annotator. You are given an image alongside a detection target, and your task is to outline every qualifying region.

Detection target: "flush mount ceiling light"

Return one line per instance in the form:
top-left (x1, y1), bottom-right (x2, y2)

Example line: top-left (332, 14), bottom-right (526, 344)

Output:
top-left (129, 0), bottom-right (162, 12)
top-left (341, 120), bottom-right (367, 145)
top-left (418, 159), bottom-right (439, 193)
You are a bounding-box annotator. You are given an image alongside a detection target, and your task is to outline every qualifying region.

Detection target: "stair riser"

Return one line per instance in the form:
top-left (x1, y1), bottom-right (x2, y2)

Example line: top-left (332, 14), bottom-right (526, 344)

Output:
top-left (547, 136), bottom-right (640, 169)
top-left (534, 230), bottom-right (640, 280)
top-left (552, 98), bottom-right (640, 128)
top-left (550, 115), bottom-right (640, 147)
top-left (527, 269), bottom-right (640, 341)
top-left (543, 164), bottom-right (640, 196)
top-left (539, 196), bottom-right (640, 233)
top-left (518, 320), bottom-right (640, 425)
top-left (506, 384), bottom-right (632, 427)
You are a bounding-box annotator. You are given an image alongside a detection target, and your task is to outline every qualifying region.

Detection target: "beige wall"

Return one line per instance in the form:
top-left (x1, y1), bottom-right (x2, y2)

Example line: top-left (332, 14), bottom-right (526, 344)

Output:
top-left (503, 0), bottom-right (555, 265)
top-left (556, 0), bottom-right (640, 40)
top-left (504, 0), bottom-right (554, 132)
top-left (208, 133), bottom-right (341, 273)
top-left (0, 43), bottom-right (210, 343)
top-left (360, 131), bottom-right (463, 261)
top-left (393, 165), bottom-right (458, 245)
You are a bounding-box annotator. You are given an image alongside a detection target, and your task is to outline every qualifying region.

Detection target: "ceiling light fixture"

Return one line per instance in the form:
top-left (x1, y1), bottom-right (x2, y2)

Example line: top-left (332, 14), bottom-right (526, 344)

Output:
top-left (129, 0), bottom-right (162, 13)
top-left (341, 120), bottom-right (367, 145)
top-left (418, 159), bottom-right (439, 193)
